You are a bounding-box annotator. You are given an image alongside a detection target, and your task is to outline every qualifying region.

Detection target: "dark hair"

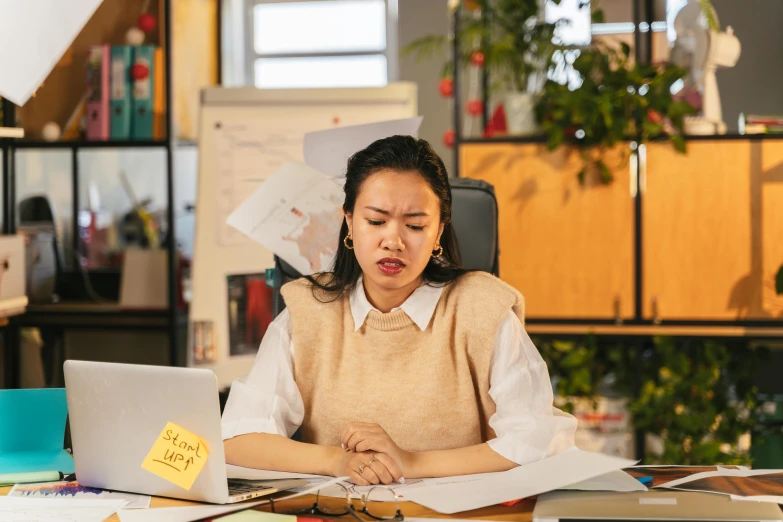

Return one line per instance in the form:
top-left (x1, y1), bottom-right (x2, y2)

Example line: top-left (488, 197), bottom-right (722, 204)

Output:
top-left (307, 135), bottom-right (467, 299)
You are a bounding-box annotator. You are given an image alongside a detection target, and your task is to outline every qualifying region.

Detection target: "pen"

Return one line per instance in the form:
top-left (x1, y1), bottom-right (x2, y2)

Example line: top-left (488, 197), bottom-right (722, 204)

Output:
top-left (0, 471), bottom-right (65, 487)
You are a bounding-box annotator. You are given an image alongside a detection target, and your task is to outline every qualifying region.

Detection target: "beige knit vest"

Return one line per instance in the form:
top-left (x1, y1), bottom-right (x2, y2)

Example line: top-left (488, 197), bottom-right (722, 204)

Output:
top-left (280, 272), bottom-right (525, 452)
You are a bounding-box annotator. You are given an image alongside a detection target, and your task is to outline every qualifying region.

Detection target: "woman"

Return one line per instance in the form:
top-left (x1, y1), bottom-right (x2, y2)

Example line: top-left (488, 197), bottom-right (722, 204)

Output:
top-left (222, 136), bottom-right (576, 486)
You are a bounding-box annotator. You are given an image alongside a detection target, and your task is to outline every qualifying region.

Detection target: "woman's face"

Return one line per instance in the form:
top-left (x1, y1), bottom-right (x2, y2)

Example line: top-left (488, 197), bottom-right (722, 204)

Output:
top-left (345, 169), bottom-right (444, 294)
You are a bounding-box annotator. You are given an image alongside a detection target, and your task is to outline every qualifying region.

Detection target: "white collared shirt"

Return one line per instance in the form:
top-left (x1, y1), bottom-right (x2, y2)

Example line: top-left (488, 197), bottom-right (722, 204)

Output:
top-left (221, 277), bottom-right (577, 466)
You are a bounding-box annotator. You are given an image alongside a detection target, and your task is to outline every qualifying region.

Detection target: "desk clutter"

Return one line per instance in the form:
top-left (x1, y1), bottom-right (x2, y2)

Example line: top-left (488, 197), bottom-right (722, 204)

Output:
top-left (1, 382), bottom-right (782, 522)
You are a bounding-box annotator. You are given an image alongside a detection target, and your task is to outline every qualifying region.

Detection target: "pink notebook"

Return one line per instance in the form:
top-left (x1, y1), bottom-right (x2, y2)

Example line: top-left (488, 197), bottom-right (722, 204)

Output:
top-left (85, 44), bottom-right (110, 140)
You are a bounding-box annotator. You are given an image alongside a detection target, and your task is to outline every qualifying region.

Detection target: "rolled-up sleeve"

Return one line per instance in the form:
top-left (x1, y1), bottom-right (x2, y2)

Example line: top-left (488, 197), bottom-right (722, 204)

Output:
top-left (221, 309), bottom-right (304, 440)
top-left (486, 310), bottom-right (577, 465)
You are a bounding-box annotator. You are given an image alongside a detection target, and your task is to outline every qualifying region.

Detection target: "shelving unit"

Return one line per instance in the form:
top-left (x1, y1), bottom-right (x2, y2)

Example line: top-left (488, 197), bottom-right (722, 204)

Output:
top-left (0, 128), bottom-right (24, 139)
top-left (1, 0), bottom-right (184, 389)
top-left (448, 0), bottom-right (783, 463)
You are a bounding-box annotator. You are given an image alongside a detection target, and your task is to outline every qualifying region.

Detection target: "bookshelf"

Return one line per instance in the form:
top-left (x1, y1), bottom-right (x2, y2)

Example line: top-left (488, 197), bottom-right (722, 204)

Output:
top-left (0, 0), bottom-right (185, 389)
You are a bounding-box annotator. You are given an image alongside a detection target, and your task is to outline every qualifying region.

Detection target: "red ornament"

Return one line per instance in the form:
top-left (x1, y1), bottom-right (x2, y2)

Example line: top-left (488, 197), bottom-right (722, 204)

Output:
top-left (131, 63), bottom-right (150, 81)
top-left (443, 129), bottom-right (455, 148)
top-left (470, 51), bottom-right (485, 67)
top-left (138, 13), bottom-right (157, 33)
top-left (466, 99), bottom-right (484, 117)
top-left (439, 77), bottom-right (454, 98)
top-left (484, 104), bottom-right (508, 138)
top-left (647, 108), bottom-right (664, 125)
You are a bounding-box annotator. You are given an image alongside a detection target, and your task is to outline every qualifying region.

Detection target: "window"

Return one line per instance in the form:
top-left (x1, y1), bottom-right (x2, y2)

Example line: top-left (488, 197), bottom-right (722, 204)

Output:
top-left (246, 0), bottom-right (397, 89)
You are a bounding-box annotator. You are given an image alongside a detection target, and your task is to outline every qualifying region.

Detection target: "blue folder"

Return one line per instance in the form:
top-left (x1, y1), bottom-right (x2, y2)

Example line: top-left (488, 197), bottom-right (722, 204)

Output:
top-left (0, 388), bottom-right (74, 474)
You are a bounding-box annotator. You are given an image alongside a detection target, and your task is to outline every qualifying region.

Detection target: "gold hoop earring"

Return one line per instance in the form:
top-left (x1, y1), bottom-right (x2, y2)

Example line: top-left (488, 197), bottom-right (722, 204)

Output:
top-left (432, 244), bottom-right (443, 258)
top-left (343, 235), bottom-right (354, 250)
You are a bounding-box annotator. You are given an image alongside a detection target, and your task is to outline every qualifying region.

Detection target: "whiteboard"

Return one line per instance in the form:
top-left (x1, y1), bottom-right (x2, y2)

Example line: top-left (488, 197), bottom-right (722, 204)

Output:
top-left (190, 84), bottom-right (418, 387)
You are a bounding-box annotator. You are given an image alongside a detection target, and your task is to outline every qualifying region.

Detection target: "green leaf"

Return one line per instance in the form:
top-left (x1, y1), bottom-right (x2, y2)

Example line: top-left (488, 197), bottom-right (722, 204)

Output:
top-left (699, 0), bottom-right (720, 31)
top-left (671, 134), bottom-right (687, 153)
top-left (621, 42), bottom-right (631, 59)
top-left (591, 9), bottom-right (605, 24)
top-left (547, 126), bottom-right (565, 151)
top-left (776, 264), bottom-right (783, 295)
top-left (669, 100), bottom-right (697, 119)
top-left (577, 168), bottom-right (586, 185)
top-left (598, 160), bottom-right (613, 184)
top-left (400, 34), bottom-right (448, 62)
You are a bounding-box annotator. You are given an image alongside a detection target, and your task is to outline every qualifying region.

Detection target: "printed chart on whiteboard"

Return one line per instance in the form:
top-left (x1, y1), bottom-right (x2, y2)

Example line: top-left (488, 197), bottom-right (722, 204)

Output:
top-left (214, 122), bottom-right (302, 247)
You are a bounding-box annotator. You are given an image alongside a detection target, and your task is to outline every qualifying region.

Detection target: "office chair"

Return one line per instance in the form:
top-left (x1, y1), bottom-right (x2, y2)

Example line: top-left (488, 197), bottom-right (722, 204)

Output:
top-left (270, 177), bottom-right (500, 318)
top-left (18, 195), bottom-right (64, 387)
top-left (18, 195), bottom-right (62, 302)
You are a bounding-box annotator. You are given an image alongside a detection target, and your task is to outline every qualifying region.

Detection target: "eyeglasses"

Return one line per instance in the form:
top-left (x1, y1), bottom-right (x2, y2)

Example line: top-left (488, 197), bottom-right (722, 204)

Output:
top-left (269, 482), bottom-right (405, 521)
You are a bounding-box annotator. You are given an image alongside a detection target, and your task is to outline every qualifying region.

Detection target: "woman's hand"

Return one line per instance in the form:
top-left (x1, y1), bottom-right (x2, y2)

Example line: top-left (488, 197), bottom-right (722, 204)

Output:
top-left (341, 423), bottom-right (410, 480)
top-left (332, 450), bottom-right (404, 486)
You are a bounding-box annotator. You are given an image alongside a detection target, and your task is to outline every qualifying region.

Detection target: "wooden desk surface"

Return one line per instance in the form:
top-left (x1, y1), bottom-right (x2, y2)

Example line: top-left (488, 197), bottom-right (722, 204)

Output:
top-left (1, 485), bottom-right (535, 521)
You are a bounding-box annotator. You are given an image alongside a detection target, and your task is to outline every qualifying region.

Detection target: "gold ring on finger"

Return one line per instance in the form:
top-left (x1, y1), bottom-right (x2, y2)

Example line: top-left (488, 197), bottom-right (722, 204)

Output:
top-left (357, 464), bottom-right (365, 474)
top-left (367, 458), bottom-right (377, 466)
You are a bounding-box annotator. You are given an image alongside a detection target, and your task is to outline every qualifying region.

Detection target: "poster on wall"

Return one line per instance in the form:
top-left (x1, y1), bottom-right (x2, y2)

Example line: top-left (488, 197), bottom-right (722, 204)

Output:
top-left (227, 273), bottom-right (273, 356)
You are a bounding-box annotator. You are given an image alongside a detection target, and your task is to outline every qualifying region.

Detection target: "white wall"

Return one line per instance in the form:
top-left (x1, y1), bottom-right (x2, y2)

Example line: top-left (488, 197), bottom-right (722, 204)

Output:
top-left (398, 0), bottom-right (455, 175)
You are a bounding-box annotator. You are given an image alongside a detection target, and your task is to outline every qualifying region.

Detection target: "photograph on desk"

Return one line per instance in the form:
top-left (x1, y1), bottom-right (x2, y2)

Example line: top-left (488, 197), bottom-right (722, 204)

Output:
top-left (226, 273), bottom-right (273, 356)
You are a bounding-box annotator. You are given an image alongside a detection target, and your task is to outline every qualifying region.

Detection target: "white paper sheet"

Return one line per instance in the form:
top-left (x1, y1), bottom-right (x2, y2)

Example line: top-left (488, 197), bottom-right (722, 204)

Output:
top-left (558, 469), bottom-right (647, 492)
top-left (116, 476), bottom-right (348, 522)
top-left (226, 464), bottom-right (326, 481)
top-left (303, 117), bottom-right (423, 178)
top-left (401, 448), bottom-right (638, 514)
top-left (0, 0), bottom-right (103, 105)
top-left (0, 496), bottom-right (127, 522)
top-left (226, 162), bottom-right (344, 275)
top-left (655, 467), bottom-right (782, 489)
top-left (116, 501), bottom-right (268, 522)
top-left (9, 481), bottom-right (151, 509)
top-left (730, 494), bottom-right (783, 505)
top-left (656, 467), bottom-right (783, 505)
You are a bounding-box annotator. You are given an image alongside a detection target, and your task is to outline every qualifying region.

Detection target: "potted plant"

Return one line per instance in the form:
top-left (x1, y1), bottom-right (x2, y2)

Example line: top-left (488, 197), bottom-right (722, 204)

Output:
top-left (534, 41), bottom-right (697, 183)
top-left (537, 334), bottom-right (768, 465)
top-left (403, 0), bottom-right (584, 136)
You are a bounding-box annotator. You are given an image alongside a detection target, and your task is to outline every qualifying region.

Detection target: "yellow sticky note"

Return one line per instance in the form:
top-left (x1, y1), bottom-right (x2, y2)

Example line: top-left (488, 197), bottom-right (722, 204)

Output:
top-left (141, 421), bottom-right (209, 490)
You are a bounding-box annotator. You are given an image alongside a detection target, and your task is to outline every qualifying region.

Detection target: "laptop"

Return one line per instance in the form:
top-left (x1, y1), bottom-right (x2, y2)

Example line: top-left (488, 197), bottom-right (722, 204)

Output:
top-left (63, 360), bottom-right (299, 504)
top-left (533, 490), bottom-right (783, 522)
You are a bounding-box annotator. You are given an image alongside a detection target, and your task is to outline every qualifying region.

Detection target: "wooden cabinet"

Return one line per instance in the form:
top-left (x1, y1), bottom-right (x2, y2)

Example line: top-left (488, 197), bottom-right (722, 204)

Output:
top-left (460, 142), bottom-right (635, 320)
top-left (644, 140), bottom-right (783, 321)
top-left (460, 138), bottom-right (783, 325)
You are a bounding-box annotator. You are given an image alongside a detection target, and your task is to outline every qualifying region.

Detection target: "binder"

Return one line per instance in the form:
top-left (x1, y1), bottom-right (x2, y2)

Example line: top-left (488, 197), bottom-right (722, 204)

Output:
top-left (109, 45), bottom-right (132, 140)
top-left (85, 44), bottom-right (110, 140)
top-left (131, 45), bottom-right (156, 140)
top-left (0, 388), bottom-right (74, 474)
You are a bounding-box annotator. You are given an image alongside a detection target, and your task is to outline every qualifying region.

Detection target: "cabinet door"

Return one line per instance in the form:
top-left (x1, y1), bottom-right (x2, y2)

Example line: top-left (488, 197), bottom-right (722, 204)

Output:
top-left (643, 140), bottom-right (783, 320)
top-left (460, 143), bottom-right (634, 320)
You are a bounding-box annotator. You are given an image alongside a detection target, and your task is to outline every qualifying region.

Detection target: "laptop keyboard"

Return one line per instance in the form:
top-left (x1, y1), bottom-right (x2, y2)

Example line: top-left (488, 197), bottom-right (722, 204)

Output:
top-left (228, 481), bottom-right (273, 496)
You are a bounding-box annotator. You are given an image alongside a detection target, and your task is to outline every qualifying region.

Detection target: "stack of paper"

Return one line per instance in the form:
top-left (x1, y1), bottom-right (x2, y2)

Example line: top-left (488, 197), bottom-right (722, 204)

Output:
top-left (9, 481), bottom-right (151, 509)
top-left (400, 448), bottom-right (638, 514)
top-left (0, 496), bottom-right (127, 522)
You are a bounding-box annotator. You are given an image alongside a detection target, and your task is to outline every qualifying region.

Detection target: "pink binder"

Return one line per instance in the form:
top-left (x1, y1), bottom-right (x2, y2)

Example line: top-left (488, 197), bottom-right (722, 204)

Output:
top-left (85, 44), bottom-right (110, 140)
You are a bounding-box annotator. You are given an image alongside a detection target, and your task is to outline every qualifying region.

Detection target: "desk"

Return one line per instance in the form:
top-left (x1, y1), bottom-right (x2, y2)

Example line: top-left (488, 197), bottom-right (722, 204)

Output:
top-left (5, 303), bottom-right (188, 388)
top-left (1, 486), bottom-right (535, 521)
top-left (14, 302), bottom-right (171, 329)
